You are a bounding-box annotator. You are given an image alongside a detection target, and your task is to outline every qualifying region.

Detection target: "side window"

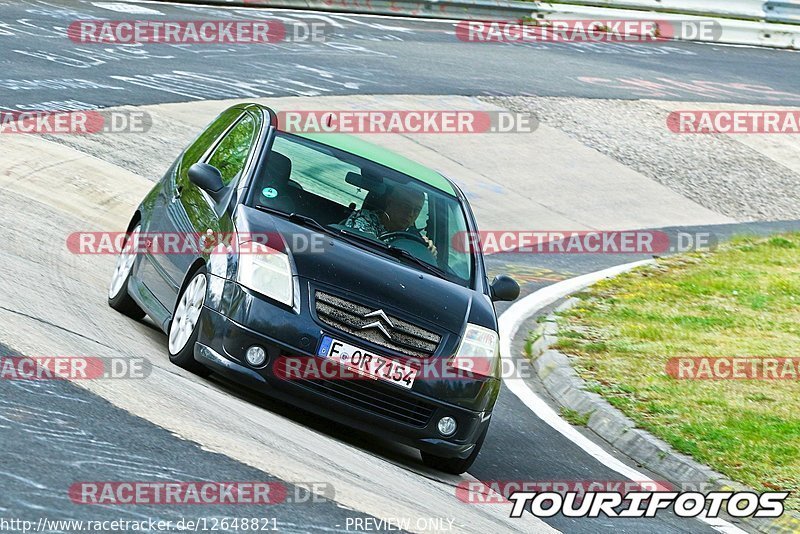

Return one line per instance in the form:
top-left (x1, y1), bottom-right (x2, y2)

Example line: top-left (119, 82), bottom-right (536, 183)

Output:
top-left (207, 113), bottom-right (257, 186)
top-left (445, 201), bottom-right (471, 279)
top-left (179, 108), bottom-right (241, 185)
top-left (416, 193), bottom-right (429, 232)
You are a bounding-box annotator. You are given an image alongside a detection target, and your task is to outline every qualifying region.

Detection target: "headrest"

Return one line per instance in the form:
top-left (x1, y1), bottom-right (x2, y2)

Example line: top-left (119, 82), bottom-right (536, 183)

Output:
top-left (263, 151), bottom-right (292, 188)
top-left (362, 189), bottom-right (386, 211)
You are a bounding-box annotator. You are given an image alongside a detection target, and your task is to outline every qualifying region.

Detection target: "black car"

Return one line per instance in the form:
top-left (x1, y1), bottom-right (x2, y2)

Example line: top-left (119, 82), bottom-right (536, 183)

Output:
top-left (108, 103), bottom-right (520, 474)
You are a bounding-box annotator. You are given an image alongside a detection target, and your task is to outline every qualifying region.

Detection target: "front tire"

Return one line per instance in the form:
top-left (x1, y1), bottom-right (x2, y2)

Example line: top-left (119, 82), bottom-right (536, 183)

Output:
top-left (108, 224), bottom-right (146, 320)
top-left (168, 267), bottom-right (210, 377)
top-left (420, 425), bottom-right (488, 475)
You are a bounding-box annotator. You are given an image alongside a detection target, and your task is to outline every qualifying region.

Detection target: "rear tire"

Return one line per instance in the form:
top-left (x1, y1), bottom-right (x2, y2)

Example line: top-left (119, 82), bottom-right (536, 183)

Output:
top-left (108, 224), bottom-right (146, 320)
top-left (420, 425), bottom-right (488, 475)
top-left (167, 266), bottom-right (211, 377)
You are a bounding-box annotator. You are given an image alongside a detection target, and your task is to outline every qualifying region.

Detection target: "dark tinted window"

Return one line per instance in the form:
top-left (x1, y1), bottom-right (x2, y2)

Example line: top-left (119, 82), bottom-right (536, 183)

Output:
top-left (207, 113), bottom-right (257, 186)
top-left (179, 108), bottom-right (241, 185)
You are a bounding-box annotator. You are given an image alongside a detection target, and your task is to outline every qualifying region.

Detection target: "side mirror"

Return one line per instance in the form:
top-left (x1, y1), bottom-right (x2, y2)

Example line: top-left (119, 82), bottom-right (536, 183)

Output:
top-left (490, 275), bottom-right (520, 302)
top-left (188, 163), bottom-right (225, 202)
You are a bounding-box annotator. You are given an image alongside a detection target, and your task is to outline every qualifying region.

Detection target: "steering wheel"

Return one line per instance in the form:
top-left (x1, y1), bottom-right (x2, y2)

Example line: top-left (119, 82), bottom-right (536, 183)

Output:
top-left (380, 231), bottom-right (429, 247)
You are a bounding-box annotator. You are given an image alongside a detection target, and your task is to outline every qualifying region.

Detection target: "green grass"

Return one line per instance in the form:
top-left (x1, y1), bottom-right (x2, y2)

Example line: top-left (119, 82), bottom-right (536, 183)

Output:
top-left (560, 407), bottom-right (591, 427)
top-left (523, 330), bottom-right (541, 358)
top-left (555, 234), bottom-right (800, 511)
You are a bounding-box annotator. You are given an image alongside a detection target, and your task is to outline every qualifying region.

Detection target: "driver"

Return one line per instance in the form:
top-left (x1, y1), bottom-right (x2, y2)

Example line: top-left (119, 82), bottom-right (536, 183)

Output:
top-left (343, 184), bottom-right (437, 257)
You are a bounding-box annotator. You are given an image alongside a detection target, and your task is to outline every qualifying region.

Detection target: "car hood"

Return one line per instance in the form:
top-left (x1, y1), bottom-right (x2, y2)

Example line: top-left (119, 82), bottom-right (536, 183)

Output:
top-left (234, 205), bottom-right (496, 336)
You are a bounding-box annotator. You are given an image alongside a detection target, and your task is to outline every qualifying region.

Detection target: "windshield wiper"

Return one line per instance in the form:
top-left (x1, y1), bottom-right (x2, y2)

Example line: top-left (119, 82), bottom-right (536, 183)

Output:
top-left (254, 205), bottom-right (337, 237)
top-left (336, 229), bottom-right (448, 279)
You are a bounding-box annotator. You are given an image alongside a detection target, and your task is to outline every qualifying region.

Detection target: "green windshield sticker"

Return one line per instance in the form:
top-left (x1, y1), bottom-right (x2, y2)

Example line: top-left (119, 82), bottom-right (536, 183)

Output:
top-left (262, 187), bottom-right (278, 198)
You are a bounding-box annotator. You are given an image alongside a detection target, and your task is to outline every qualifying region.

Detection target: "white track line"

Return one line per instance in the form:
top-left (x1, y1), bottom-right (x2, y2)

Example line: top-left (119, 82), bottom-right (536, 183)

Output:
top-left (498, 260), bottom-right (747, 533)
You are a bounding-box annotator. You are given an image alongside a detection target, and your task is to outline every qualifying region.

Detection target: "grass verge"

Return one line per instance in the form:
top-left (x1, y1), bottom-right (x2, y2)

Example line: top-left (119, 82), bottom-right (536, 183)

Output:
top-left (554, 234), bottom-right (800, 510)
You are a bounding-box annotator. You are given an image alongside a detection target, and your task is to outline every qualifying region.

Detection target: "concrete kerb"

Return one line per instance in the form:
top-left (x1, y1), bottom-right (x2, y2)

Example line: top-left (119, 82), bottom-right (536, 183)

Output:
top-left (163, 0), bottom-right (800, 48)
top-left (523, 284), bottom-right (800, 533)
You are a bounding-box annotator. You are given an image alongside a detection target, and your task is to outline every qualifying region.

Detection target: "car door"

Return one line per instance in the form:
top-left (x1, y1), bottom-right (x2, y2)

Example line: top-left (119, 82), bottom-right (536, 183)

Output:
top-left (145, 108), bottom-right (259, 313)
top-left (141, 108), bottom-right (241, 311)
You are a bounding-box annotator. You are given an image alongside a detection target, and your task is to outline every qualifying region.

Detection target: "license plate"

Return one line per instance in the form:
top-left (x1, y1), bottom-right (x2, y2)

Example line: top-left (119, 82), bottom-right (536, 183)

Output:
top-left (317, 336), bottom-right (417, 389)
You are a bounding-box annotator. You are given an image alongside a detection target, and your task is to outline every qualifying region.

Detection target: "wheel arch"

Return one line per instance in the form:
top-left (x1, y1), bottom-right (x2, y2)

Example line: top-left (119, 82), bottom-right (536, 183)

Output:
top-left (173, 258), bottom-right (208, 314)
top-left (127, 211), bottom-right (142, 232)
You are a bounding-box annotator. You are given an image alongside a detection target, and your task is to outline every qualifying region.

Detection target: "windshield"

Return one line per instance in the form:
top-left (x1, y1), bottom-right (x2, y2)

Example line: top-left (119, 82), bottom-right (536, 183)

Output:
top-left (246, 132), bottom-right (474, 286)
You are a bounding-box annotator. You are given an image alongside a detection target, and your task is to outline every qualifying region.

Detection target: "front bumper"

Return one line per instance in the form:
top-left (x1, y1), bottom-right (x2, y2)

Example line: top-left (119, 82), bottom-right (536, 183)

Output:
top-left (196, 279), bottom-right (500, 459)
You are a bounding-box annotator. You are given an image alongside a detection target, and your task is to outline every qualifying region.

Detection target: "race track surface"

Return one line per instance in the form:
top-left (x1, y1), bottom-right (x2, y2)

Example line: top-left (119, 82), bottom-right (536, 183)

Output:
top-left (1, 1), bottom-right (799, 533)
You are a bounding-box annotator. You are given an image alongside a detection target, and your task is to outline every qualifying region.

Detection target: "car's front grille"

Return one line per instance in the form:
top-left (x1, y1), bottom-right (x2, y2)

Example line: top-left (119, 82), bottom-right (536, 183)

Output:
top-left (273, 357), bottom-right (436, 427)
top-left (314, 291), bottom-right (441, 358)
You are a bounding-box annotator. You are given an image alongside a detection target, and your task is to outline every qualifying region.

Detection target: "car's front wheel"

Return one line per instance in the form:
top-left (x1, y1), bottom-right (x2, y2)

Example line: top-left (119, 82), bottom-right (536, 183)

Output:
top-left (168, 267), bottom-right (210, 377)
top-left (420, 425), bottom-right (488, 475)
top-left (108, 224), bottom-right (146, 320)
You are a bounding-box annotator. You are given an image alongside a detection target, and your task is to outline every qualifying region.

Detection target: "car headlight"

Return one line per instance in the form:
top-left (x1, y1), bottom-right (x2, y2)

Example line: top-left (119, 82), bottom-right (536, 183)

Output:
top-left (448, 323), bottom-right (499, 378)
top-left (237, 242), bottom-right (297, 309)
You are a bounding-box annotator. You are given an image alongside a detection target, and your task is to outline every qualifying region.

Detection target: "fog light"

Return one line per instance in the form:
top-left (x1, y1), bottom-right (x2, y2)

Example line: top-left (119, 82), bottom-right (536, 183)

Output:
top-left (246, 346), bottom-right (267, 367)
top-left (437, 416), bottom-right (457, 436)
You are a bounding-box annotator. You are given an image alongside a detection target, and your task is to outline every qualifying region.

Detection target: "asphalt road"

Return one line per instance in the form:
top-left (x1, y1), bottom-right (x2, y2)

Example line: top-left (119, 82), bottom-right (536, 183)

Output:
top-left (0, 341), bottom-right (386, 534)
top-left (1, 0), bottom-right (799, 112)
top-left (1, 1), bottom-right (799, 533)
